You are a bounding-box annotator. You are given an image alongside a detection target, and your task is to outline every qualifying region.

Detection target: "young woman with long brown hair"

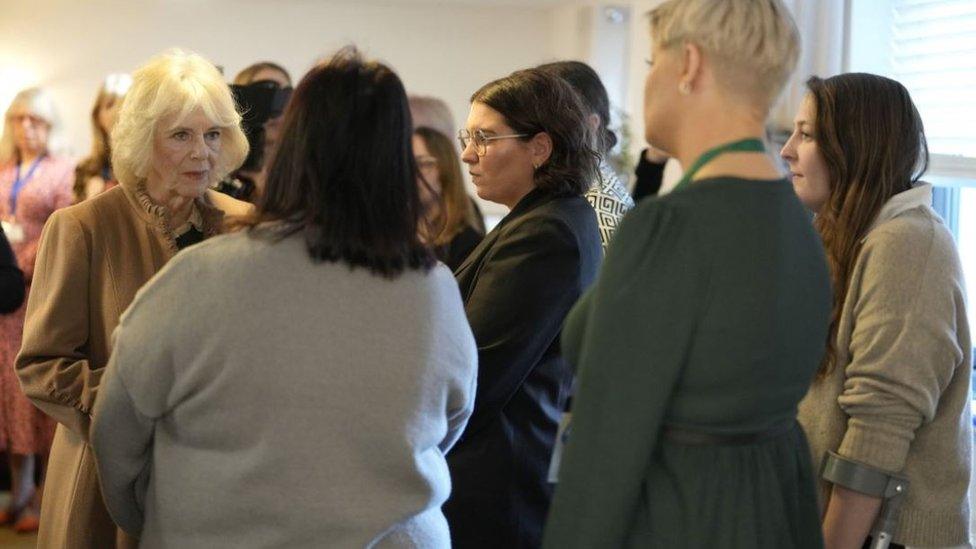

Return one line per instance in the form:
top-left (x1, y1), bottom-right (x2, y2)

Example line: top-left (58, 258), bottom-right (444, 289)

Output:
top-left (413, 126), bottom-right (484, 270)
top-left (73, 74), bottom-right (130, 202)
top-left (783, 73), bottom-right (972, 549)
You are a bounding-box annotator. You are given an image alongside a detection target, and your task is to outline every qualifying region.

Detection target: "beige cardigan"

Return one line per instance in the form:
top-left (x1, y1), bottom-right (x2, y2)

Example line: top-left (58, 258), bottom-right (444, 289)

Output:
top-left (798, 184), bottom-right (973, 547)
top-left (15, 184), bottom-right (250, 549)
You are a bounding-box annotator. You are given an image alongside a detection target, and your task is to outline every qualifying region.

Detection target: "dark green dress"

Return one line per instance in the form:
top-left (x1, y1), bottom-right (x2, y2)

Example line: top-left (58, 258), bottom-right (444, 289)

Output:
top-left (543, 177), bottom-right (830, 549)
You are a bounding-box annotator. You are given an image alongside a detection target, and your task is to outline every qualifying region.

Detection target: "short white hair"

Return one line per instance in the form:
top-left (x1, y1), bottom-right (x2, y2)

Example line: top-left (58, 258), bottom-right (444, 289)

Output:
top-left (0, 87), bottom-right (65, 165)
top-left (650, 0), bottom-right (800, 111)
top-left (112, 49), bottom-right (249, 190)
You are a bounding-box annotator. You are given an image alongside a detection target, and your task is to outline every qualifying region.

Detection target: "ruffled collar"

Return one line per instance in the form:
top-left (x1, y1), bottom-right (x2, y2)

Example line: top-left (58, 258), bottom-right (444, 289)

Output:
top-left (125, 182), bottom-right (226, 253)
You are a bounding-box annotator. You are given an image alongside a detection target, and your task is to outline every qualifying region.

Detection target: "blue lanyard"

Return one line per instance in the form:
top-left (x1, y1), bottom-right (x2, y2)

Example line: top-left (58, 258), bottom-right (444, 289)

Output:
top-left (9, 155), bottom-right (45, 214)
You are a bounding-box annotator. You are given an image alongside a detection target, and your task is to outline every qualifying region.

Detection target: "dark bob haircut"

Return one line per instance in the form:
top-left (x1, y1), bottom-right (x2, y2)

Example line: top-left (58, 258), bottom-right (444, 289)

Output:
top-left (537, 60), bottom-right (617, 154)
top-left (471, 68), bottom-right (599, 197)
top-left (249, 47), bottom-right (434, 278)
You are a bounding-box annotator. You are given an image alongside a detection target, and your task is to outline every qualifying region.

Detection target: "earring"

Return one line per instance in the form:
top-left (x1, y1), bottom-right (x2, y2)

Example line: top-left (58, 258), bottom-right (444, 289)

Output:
top-left (533, 162), bottom-right (541, 170)
top-left (678, 81), bottom-right (691, 95)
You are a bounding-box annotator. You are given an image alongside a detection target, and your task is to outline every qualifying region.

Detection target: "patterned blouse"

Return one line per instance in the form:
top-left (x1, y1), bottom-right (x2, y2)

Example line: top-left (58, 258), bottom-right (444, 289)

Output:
top-left (584, 160), bottom-right (635, 253)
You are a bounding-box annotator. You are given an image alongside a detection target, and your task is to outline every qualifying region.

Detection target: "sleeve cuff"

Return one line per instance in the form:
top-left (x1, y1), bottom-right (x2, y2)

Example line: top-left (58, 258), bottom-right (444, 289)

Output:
top-left (837, 419), bottom-right (911, 473)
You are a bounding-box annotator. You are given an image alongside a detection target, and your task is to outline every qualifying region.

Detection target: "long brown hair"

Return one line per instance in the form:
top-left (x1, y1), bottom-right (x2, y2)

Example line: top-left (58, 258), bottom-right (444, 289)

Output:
top-left (74, 75), bottom-right (130, 202)
top-left (414, 126), bottom-right (482, 246)
top-left (809, 73), bottom-right (929, 376)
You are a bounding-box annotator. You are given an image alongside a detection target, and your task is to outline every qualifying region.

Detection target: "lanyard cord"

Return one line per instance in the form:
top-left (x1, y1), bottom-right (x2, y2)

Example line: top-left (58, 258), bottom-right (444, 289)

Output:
top-left (672, 138), bottom-right (766, 192)
top-left (9, 154), bottom-right (46, 214)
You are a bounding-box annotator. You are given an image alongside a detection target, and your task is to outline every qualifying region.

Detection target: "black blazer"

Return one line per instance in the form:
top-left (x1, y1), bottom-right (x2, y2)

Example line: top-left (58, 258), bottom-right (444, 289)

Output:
top-left (444, 188), bottom-right (602, 549)
top-left (0, 228), bottom-right (24, 314)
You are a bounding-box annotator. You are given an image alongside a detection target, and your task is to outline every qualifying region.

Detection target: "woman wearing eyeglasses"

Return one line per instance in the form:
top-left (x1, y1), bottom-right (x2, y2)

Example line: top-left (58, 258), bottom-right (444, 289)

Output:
top-left (413, 126), bottom-right (484, 271)
top-left (0, 87), bottom-right (73, 533)
top-left (443, 69), bottom-right (602, 548)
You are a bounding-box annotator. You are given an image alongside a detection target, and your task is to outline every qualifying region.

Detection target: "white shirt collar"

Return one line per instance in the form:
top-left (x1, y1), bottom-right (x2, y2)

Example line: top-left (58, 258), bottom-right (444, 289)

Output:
top-left (866, 182), bottom-right (933, 234)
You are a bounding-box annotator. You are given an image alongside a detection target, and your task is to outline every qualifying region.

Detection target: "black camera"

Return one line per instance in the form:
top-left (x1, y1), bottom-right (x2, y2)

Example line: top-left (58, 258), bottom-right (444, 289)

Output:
top-left (214, 80), bottom-right (293, 200)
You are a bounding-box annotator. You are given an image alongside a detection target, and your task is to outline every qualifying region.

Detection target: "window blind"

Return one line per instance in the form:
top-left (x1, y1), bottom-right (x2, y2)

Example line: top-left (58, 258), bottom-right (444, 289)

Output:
top-left (892, 0), bottom-right (976, 159)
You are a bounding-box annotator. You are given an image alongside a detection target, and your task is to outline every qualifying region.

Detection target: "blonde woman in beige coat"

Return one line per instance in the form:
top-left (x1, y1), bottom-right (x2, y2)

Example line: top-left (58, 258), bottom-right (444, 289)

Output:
top-left (15, 49), bottom-right (252, 548)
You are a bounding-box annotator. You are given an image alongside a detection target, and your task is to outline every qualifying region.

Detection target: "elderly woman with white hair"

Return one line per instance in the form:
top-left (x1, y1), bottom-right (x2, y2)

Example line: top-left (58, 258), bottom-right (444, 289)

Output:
top-left (16, 50), bottom-right (251, 548)
top-left (0, 87), bottom-right (73, 534)
top-left (544, 0), bottom-right (830, 547)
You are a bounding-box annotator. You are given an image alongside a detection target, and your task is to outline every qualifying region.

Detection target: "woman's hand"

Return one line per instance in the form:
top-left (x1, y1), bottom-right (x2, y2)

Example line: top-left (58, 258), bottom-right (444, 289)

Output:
top-left (822, 485), bottom-right (883, 549)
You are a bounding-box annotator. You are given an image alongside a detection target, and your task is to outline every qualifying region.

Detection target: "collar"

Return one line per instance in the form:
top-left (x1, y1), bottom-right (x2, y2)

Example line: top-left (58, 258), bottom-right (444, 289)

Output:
top-left (495, 187), bottom-right (551, 229)
top-left (172, 204), bottom-right (204, 238)
top-left (866, 182), bottom-right (933, 234)
top-left (121, 182), bottom-right (226, 252)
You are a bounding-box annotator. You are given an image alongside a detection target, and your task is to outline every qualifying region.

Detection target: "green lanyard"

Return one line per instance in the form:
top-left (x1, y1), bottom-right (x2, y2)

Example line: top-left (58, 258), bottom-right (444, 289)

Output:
top-left (672, 137), bottom-right (766, 192)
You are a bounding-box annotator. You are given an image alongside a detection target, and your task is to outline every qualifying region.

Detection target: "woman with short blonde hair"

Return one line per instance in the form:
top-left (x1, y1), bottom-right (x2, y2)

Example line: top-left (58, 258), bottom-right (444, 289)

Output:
top-left (16, 49), bottom-right (251, 548)
top-left (544, 1), bottom-right (830, 547)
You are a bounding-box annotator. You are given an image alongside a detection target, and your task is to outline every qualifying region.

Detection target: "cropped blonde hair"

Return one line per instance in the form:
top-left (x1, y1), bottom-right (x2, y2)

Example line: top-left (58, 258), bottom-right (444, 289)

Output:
top-left (112, 49), bottom-right (248, 189)
top-left (0, 87), bottom-right (65, 165)
top-left (650, 0), bottom-right (799, 111)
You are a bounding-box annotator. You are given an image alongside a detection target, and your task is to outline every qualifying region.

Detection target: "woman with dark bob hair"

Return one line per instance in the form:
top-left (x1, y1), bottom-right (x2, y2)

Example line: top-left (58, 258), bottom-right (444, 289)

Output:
top-left (90, 47), bottom-right (478, 547)
top-left (443, 68), bottom-right (602, 547)
top-left (785, 74), bottom-right (972, 548)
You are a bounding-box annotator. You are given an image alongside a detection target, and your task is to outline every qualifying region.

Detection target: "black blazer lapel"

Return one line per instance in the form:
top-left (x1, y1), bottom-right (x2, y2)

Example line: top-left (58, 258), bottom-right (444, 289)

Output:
top-left (453, 188), bottom-right (554, 301)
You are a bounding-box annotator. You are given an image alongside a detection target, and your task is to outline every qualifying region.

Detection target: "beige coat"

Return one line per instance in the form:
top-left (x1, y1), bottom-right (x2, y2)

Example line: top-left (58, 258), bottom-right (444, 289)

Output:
top-left (16, 184), bottom-right (251, 548)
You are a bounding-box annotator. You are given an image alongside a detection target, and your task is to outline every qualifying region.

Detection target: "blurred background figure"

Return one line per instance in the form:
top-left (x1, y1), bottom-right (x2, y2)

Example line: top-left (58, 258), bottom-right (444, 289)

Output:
top-left (0, 228), bottom-right (24, 315)
top-left (631, 145), bottom-right (669, 201)
top-left (214, 61), bottom-right (293, 202)
top-left (413, 126), bottom-right (484, 271)
top-left (544, 1), bottom-right (830, 547)
top-left (538, 60), bottom-right (634, 251)
top-left (73, 73), bottom-right (132, 203)
top-left (409, 95), bottom-right (457, 143)
top-left (16, 49), bottom-right (251, 548)
top-left (0, 87), bottom-right (73, 535)
top-left (91, 47), bottom-right (477, 548)
top-left (444, 68), bottom-right (602, 548)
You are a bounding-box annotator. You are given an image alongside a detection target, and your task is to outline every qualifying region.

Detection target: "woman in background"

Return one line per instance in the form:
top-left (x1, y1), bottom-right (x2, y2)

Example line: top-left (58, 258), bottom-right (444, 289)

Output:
top-left (229, 61), bottom-right (292, 199)
top-left (0, 87), bottom-right (73, 534)
top-left (16, 49), bottom-right (251, 548)
top-left (91, 48), bottom-right (477, 547)
top-left (74, 74), bottom-right (131, 202)
top-left (544, 1), bottom-right (829, 547)
top-left (414, 126), bottom-right (484, 270)
top-left (786, 73), bottom-right (972, 548)
top-left (538, 60), bottom-right (634, 251)
top-left (0, 228), bottom-right (24, 314)
top-left (444, 68), bottom-right (602, 548)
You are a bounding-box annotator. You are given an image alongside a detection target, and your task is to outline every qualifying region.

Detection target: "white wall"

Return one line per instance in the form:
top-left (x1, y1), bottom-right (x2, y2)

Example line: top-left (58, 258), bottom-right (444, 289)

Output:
top-left (0, 0), bottom-right (595, 216)
top-left (0, 0), bottom-right (565, 156)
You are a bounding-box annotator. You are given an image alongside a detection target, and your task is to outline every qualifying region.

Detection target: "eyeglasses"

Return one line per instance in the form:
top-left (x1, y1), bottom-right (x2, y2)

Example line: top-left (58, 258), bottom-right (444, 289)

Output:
top-left (9, 114), bottom-right (47, 128)
top-left (415, 156), bottom-right (438, 172)
top-left (457, 128), bottom-right (528, 156)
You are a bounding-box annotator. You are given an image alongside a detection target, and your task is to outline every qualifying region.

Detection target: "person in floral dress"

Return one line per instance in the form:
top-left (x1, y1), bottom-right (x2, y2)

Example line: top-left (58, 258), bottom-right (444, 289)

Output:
top-left (0, 87), bottom-right (73, 533)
